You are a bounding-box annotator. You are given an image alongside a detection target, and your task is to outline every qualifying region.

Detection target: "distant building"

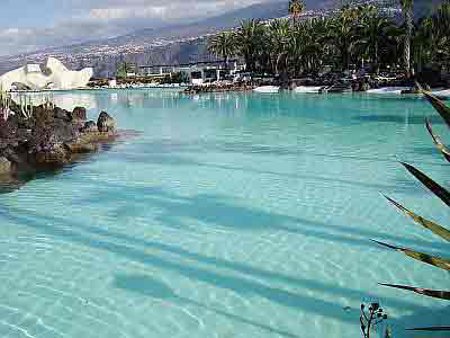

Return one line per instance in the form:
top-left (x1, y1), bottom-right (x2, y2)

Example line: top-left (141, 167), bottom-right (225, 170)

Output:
top-left (138, 60), bottom-right (245, 85)
top-left (0, 57), bottom-right (93, 91)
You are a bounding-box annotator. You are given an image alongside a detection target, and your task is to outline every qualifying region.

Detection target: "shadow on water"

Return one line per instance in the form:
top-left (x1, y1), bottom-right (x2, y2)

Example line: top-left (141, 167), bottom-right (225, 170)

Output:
top-left (0, 197), bottom-right (445, 314)
top-left (4, 200), bottom-right (433, 308)
top-left (107, 151), bottom-right (427, 196)
top-left (412, 146), bottom-right (444, 158)
top-left (354, 115), bottom-right (445, 125)
top-left (123, 139), bottom-right (446, 168)
top-left (0, 206), bottom-right (363, 334)
top-left (0, 130), bottom-right (445, 195)
top-left (70, 181), bottom-right (448, 254)
top-left (392, 305), bottom-right (450, 338)
top-left (0, 169), bottom-right (65, 195)
top-left (0, 141), bottom-right (120, 195)
top-left (114, 274), bottom-right (300, 338)
top-left (1, 200), bottom-right (446, 336)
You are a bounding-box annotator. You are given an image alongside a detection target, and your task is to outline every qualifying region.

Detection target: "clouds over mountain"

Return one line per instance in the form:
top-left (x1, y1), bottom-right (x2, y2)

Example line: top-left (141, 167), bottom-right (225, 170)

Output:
top-left (0, 0), bottom-right (275, 56)
top-left (88, 0), bottom-right (266, 20)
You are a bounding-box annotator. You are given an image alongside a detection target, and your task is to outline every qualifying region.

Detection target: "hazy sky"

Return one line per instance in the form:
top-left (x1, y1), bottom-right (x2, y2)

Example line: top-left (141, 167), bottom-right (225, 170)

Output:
top-left (0, 0), bottom-right (275, 56)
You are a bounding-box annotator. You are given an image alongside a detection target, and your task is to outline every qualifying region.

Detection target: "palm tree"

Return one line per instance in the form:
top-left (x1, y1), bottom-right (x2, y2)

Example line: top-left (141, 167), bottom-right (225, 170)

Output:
top-left (400, 0), bottom-right (414, 77)
top-left (355, 5), bottom-right (397, 73)
top-left (413, 16), bottom-right (434, 72)
top-left (430, 2), bottom-right (450, 69)
top-left (412, 2), bottom-right (450, 72)
top-left (268, 19), bottom-right (291, 75)
top-left (381, 24), bottom-right (405, 71)
top-left (208, 31), bottom-right (237, 70)
top-left (288, 0), bottom-right (305, 24)
top-left (329, 6), bottom-right (360, 71)
top-left (226, 1), bottom-right (448, 79)
top-left (288, 18), bottom-right (330, 75)
top-left (235, 19), bottom-right (266, 72)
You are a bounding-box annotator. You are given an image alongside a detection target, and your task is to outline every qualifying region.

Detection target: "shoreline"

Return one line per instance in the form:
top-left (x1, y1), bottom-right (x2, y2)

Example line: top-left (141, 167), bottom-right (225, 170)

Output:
top-left (5, 83), bottom-right (450, 100)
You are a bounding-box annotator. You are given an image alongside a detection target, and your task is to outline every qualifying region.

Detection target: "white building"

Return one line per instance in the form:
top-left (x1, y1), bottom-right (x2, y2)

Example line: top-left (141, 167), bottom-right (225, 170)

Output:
top-left (138, 60), bottom-right (245, 85)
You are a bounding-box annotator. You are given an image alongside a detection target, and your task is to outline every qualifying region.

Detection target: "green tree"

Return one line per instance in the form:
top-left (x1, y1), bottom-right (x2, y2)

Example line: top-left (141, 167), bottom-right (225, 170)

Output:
top-left (413, 16), bottom-right (435, 72)
top-left (116, 62), bottom-right (133, 79)
top-left (207, 31), bottom-right (237, 70)
top-left (288, 18), bottom-right (331, 75)
top-left (267, 19), bottom-right (291, 75)
top-left (433, 2), bottom-right (450, 69)
top-left (355, 5), bottom-right (397, 73)
top-left (328, 6), bottom-right (360, 71)
top-left (413, 2), bottom-right (450, 72)
top-left (235, 19), bottom-right (266, 72)
top-left (224, 1), bottom-right (447, 80)
top-left (400, 0), bottom-right (414, 76)
top-left (288, 0), bottom-right (305, 24)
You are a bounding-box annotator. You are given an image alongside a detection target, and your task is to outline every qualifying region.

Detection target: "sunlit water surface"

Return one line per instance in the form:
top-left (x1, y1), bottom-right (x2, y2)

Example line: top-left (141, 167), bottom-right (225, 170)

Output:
top-left (0, 90), bottom-right (449, 338)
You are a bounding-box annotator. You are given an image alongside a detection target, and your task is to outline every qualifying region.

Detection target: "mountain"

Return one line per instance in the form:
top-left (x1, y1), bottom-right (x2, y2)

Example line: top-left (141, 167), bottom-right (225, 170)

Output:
top-left (0, 0), bottom-right (443, 77)
top-left (114, 0), bottom-right (339, 44)
top-left (0, 1), bottom-right (291, 74)
top-left (106, 1), bottom-right (289, 46)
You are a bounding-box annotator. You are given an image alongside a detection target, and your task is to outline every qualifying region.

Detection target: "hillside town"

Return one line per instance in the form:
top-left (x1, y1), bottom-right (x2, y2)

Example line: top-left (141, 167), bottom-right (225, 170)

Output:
top-left (0, 0), bottom-right (401, 78)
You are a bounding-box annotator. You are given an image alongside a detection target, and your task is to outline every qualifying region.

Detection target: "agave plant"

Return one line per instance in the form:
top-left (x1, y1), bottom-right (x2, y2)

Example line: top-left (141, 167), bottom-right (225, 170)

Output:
top-left (16, 93), bottom-right (34, 120)
top-left (374, 90), bottom-right (449, 332)
top-left (360, 301), bottom-right (392, 338)
top-left (0, 86), bottom-right (13, 121)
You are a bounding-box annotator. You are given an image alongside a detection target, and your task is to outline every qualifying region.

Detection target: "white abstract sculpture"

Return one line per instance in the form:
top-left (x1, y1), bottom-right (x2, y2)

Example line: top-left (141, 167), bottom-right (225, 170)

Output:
top-left (0, 64), bottom-right (49, 91)
top-left (46, 58), bottom-right (93, 90)
top-left (0, 57), bottom-right (93, 91)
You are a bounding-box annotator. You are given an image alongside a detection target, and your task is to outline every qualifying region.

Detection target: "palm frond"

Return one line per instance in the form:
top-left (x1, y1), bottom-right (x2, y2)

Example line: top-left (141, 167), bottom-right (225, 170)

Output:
top-left (406, 327), bottom-right (450, 331)
top-left (383, 195), bottom-right (450, 241)
top-left (372, 240), bottom-right (450, 270)
top-left (425, 118), bottom-right (450, 162)
top-left (401, 162), bottom-right (450, 207)
top-left (380, 283), bottom-right (450, 300)
top-left (422, 91), bottom-right (450, 128)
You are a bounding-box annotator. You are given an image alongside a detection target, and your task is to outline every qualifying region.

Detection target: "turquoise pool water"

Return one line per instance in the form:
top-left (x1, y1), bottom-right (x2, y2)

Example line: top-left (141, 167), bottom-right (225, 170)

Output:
top-left (0, 90), bottom-right (448, 338)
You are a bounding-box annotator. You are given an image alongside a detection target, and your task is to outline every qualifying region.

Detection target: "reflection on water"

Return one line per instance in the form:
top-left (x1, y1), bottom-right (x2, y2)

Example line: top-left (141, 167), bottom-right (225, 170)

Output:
top-left (12, 91), bottom-right (98, 111)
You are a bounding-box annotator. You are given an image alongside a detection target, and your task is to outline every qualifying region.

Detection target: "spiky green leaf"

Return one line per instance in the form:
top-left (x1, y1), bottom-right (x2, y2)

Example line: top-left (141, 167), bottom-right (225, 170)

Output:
top-left (422, 91), bottom-right (450, 128)
top-left (380, 283), bottom-right (450, 300)
top-left (401, 162), bottom-right (450, 207)
top-left (384, 195), bottom-right (450, 242)
top-left (407, 327), bottom-right (450, 331)
top-left (372, 240), bottom-right (450, 270)
top-left (425, 118), bottom-right (450, 162)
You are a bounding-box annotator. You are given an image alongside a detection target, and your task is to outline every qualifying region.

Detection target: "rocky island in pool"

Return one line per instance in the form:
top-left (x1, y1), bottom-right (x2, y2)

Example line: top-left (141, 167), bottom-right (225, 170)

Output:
top-left (0, 97), bottom-right (117, 181)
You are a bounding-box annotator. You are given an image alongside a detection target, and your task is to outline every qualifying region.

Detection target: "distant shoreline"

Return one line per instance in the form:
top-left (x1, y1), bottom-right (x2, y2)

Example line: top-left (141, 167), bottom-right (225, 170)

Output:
top-left (8, 83), bottom-right (450, 100)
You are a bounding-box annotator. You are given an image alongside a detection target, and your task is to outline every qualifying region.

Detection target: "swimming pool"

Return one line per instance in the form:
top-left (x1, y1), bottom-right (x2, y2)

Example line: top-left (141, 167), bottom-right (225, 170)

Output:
top-left (0, 90), bottom-right (448, 337)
